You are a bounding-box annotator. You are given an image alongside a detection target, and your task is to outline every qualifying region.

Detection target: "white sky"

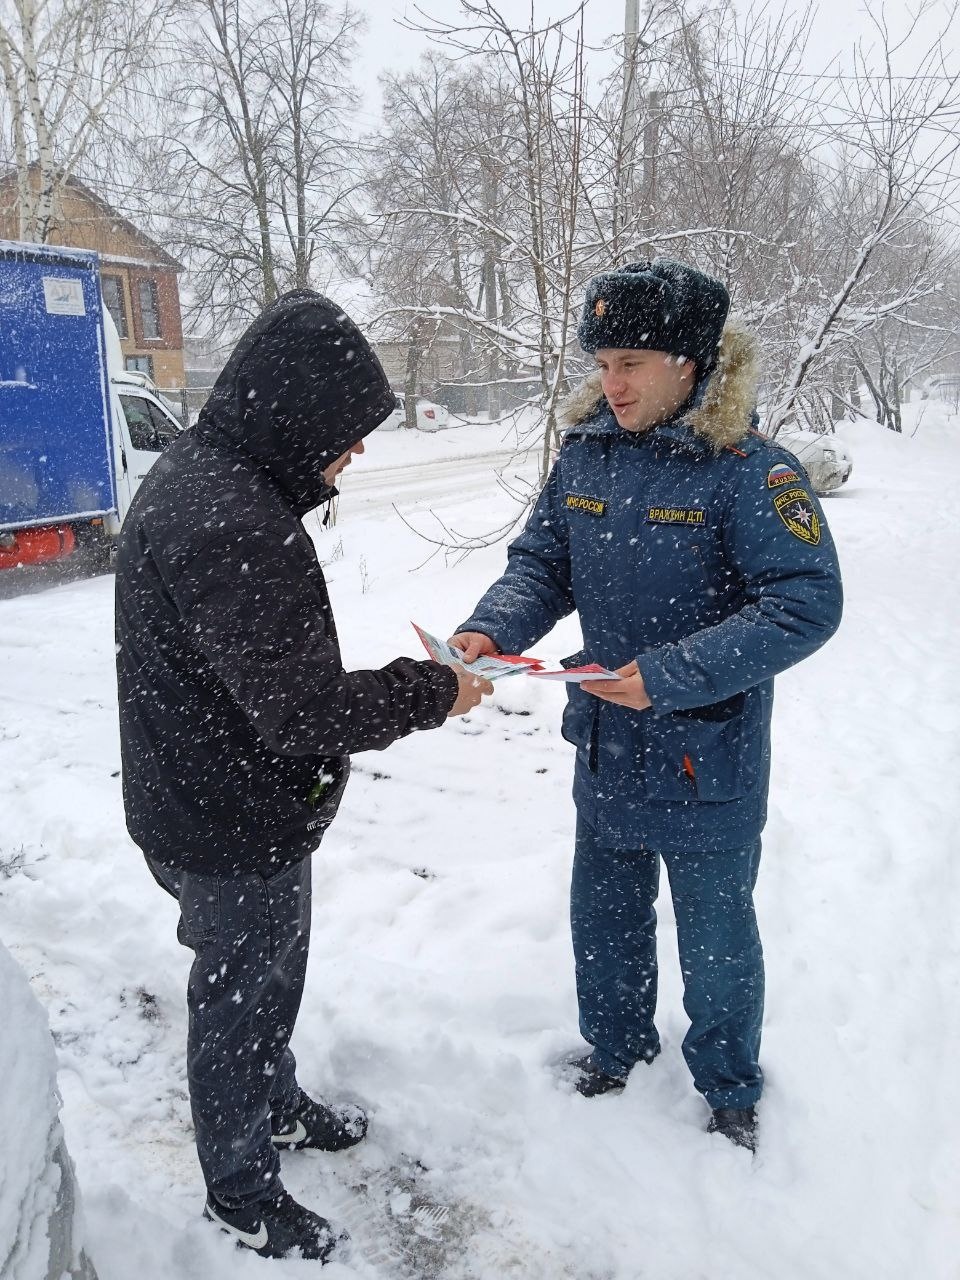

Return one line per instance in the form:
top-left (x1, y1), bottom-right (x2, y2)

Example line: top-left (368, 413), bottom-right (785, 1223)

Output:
top-left (351, 0), bottom-right (958, 124)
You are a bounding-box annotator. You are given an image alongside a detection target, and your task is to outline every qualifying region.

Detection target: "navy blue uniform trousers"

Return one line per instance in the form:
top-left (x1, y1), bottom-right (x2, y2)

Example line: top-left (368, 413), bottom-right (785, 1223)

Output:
top-left (571, 817), bottom-right (764, 1109)
top-left (146, 855), bottom-right (310, 1205)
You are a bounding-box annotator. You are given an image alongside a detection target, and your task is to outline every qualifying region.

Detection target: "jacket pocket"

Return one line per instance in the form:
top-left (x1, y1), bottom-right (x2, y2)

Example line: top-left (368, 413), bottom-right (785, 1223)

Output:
top-left (304, 756), bottom-right (350, 835)
top-left (178, 872), bottom-right (221, 946)
top-left (642, 690), bottom-right (760, 802)
top-left (263, 858), bottom-right (311, 960)
top-left (559, 652), bottom-right (599, 772)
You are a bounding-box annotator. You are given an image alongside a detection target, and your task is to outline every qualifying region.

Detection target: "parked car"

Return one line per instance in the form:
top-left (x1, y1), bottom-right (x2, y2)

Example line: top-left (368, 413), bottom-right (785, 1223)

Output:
top-left (769, 429), bottom-right (853, 495)
top-left (381, 393), bottom-right (450, 432)
top-left (0, 940), bottom-right (97, 1279)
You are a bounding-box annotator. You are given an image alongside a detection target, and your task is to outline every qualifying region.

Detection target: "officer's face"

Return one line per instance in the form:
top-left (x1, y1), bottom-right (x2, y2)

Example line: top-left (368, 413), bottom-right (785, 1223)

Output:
top-left (322, 438), bottom-right (365, 486)
top-left (595, 348), bottom-right (696, 432)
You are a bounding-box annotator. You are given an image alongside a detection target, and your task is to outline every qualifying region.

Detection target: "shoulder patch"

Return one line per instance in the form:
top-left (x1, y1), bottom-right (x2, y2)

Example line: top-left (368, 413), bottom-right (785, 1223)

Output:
top-left (772, 486), bottom-right (820, 545)
top-left (767, 462), bottom-right (801, 488)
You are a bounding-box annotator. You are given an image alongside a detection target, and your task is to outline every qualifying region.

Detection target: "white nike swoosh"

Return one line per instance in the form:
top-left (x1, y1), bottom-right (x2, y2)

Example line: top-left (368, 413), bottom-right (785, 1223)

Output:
top-left (272, 1118), bottom-right (307, 1146)
top-left (206, 1205), bottom-right (269, 1250)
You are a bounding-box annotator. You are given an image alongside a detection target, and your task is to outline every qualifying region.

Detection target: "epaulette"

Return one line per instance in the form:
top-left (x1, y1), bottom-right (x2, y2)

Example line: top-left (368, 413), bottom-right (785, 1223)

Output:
top-left (724, 430), bottom-right (769, 459)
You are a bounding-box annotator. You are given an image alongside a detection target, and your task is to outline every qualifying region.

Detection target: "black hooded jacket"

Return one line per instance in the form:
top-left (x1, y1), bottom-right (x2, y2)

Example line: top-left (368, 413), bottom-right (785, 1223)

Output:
top-left (115, 291), bottom-right (459, 876)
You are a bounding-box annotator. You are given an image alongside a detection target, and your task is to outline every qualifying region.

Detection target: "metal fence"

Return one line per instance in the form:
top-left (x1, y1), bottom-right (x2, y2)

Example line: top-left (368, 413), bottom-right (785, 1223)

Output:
top-left (934, 379), bottom-right (960, 411)
top-left (156, 386), bottom-right (215, 427)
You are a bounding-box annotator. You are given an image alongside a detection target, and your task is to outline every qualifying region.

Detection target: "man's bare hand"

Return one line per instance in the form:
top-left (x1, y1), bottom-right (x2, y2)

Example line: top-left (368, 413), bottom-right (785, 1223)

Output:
top-left (448, 631), bottom-right (498, 663)
top-left (583, 659), bottom-right (652, 711)
top-left (447, 665), bottom-right (494, 717)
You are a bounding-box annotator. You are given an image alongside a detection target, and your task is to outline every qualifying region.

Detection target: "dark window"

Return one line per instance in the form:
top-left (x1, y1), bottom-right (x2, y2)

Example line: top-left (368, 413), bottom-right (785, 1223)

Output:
top-left (138, 279), bottom-right (161, 340)
top-left (101, 275), bottom-right (127, 338)
top-left (150, 403), bottom-right (181, 447)
top-left (119, 394), bottom-right (180, 452)
top-left (119, 395), bottom-right (156, 450)
top-left (124, 355), bottom-right (154, 378)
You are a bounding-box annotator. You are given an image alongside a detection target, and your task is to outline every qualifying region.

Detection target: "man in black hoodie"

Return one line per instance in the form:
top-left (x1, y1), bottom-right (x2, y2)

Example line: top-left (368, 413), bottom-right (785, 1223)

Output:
top-left (115, 291), bottom-right (491, 1261)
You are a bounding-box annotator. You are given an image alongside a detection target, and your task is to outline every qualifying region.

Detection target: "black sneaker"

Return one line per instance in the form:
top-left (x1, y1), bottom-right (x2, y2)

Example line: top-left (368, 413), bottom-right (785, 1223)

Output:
top-left (569, 1054), bottom-right (628, 1098)
top-left (203, 1187), bottom-right (346, 1260)
top-left (271, 1088), bottom-right (367, 1152)
top-left (708, 1106), bottom-right (758, 1152)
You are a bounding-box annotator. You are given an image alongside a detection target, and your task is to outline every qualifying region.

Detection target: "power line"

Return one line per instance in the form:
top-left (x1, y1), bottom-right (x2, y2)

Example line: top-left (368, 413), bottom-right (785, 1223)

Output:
top-left (781, 69), bottom-right (960, 82)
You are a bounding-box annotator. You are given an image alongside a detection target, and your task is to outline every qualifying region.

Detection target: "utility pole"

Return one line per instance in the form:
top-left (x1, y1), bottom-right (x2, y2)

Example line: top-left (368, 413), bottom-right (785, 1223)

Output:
top-left (481, 167), bottom-right (501, 419)
top-left (623, 1), bottom-right (659, 258)
top-left (641, 86), bottom-right (660, 249)
top-left (623, 0), bottom-right (641, 188)
top-left (615, 0), bottom-right (641, 259)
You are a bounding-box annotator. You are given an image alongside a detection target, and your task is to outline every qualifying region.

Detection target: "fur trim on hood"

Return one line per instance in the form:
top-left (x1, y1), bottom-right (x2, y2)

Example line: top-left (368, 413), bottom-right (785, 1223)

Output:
top-left (559, 314), bottom-right (760, 452)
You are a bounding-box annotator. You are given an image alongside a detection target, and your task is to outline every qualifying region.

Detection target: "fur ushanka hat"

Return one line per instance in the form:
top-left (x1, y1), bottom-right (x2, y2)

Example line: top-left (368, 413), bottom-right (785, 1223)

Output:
top-left (577, 258), bottom-right (730, 372)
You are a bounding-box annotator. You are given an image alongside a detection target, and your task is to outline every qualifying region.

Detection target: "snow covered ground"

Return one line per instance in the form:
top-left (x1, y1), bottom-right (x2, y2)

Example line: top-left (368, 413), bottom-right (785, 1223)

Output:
top-left (0, 405), bottom-right (958, 1279)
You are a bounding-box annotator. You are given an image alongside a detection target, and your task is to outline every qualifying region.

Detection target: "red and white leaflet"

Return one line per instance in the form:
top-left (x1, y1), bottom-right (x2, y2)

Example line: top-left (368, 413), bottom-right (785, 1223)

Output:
top-left (412, 623), bottom-right (542, 681)
top-left (528, 663), bottom-right (621, 682)
top-left (412, 623), bottom-right (621, 683)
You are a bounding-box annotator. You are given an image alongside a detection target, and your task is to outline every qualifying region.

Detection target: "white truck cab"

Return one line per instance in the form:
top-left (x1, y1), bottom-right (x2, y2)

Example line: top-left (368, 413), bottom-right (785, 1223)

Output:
top-left (101, 313), bottom-right (184, 533)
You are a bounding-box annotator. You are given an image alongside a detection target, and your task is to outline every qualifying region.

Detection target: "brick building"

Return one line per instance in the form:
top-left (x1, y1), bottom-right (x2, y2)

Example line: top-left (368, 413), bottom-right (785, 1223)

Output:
top-left (0, 167), bottom-right (186, 389)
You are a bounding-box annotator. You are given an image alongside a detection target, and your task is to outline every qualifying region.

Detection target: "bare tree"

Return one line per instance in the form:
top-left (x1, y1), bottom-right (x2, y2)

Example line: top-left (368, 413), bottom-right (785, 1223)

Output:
top-left (0, 0), bottom-right (179, 241)
top-left (374, 2), bottom-right (608, 482)
top-left (765, 4), bottom-right (960, 432)
top-left (375, 0), bottom-right (958, 567)
top-left (597, 0), bottom-right (834, 409)
top-left (597, 0), bottom-right (959, 436)
top-left (365, 53), bottom-right (488, 422)
top-left (846, 247), bottom-right (960, 431)
top-left (159, 0), bottom-right (364, 332)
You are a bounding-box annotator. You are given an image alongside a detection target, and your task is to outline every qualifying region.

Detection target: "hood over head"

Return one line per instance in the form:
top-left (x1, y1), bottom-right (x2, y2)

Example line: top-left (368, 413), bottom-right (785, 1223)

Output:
top-left (195, 290), bottom-right (397, 514)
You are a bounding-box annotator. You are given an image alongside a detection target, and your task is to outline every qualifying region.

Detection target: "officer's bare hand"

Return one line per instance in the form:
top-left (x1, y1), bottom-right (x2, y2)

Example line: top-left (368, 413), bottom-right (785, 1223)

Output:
top-left (448, 631), bottom-right (498, 663)
top-left (447, 665), bottom-right (494, 717)
top-left (583, 660), bottom-right (652, 711)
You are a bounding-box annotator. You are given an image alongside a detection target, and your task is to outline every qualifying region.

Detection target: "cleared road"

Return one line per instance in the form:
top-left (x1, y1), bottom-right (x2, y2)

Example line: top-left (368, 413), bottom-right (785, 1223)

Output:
top-left (334, 446), bottom-right (541, 518)
top-left (0, 445), bottom-right (543, 599)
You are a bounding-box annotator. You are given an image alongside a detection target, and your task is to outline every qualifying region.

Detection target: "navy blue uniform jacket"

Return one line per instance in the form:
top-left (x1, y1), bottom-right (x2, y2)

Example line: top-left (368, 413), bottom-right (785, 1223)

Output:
top-left (459, 320), bottom-right (843, 851)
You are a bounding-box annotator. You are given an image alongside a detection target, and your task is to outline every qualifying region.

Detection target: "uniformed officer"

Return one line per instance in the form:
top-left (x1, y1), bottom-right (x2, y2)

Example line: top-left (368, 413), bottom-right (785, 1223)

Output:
top-left (451, 259), bottom-right (843, 1151)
